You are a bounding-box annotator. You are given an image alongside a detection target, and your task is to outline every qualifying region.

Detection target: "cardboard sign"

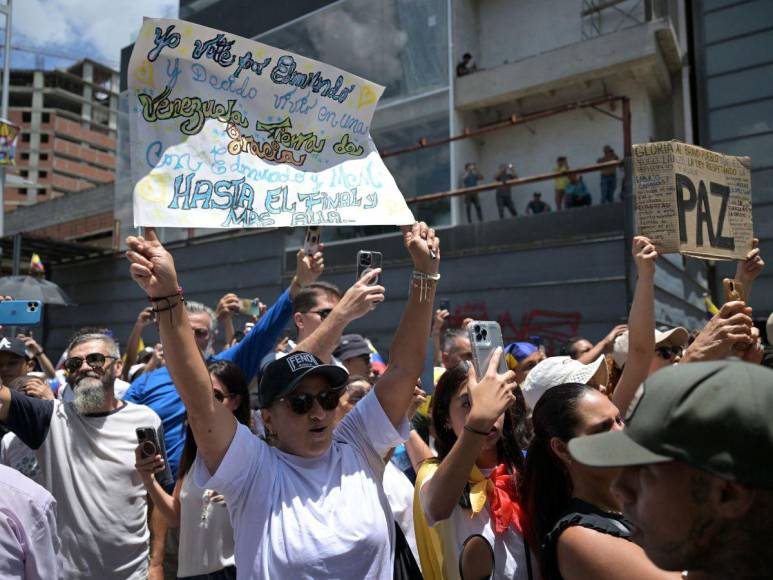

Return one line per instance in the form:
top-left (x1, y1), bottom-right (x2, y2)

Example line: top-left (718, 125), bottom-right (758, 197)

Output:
top-left (633, 142), bottom-right (752, 260)
top-left (128, 18), bottom-right (415, 228)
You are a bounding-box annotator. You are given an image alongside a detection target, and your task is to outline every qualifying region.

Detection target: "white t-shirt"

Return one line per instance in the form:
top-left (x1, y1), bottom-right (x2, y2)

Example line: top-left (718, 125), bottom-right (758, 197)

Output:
top-left (177, 472), bottom-right (236, 577)
top-left (0, 432), bottom-right (42, 484)
top-left (420, 466), bottom-right (532, 580)
top-left (6, 395), bottom-right (161, 579)
top-left (383, 461), bottom-right (420, 568)
top-left (193, 390), bottom-right (409, 579)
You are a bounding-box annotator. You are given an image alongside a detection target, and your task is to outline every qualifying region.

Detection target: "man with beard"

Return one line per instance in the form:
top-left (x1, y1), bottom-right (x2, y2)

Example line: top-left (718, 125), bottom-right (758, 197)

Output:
top-left (569, 361), bottom-right (773, 579)
top-left (0, 331), bottom-right (161, 579)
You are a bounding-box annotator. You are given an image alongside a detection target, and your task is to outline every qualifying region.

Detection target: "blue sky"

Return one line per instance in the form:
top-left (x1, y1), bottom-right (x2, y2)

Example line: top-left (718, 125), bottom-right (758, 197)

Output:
top-left (10, 0), bottom-right (178, 71)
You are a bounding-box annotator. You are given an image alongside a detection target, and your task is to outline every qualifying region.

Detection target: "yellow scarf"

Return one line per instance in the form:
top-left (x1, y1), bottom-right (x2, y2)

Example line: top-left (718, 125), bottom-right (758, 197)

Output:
top-left (468, 465), bottom-right (495, 517)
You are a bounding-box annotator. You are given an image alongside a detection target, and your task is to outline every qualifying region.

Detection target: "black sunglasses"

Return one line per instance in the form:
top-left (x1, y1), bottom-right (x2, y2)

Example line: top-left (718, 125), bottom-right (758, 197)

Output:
top-left (64, 353), bottom-right (117, 374)
top-left (213, 390), bottom-right (231, 402)
top-left (193, 328), bottom-right (210, 338)
top-left (655, 345), bottom-right (683, 359)
top-left (309, 308), bottom-right (332, 321)
top-left (278, 387), bottom-right (344, 415)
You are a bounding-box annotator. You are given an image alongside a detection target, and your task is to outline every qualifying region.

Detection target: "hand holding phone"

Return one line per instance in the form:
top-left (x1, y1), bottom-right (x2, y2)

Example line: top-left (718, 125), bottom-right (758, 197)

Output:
top-left (722, 278), bottom-right (746, 304)
top-left (467, 321), bottom-right (507, 380)
top-left (0, 301), bottom-right (42, 327)
top-left (135, 427), bottom-right (173, 488)
top-left (356, 251), bottom-right (383, 286)
top-left (239, 298), bottom-right (261, 317)
top-left (303, 227), bottom-right (321, 256)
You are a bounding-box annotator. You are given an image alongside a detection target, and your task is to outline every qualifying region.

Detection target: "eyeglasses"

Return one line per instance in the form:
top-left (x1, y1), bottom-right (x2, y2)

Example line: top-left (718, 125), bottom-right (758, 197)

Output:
top-left (308, 308), bottom-right (332, 321)
top-left (193, 328), bottom-right (210, 338)
top-left (63, 353), bottom-right (117, 374)
top-left (213, 390), bottom-right (231, 402)
top-left (278, 387), bottom-right (344, 415)
top-left (655, 345), bottom-right (683, 360)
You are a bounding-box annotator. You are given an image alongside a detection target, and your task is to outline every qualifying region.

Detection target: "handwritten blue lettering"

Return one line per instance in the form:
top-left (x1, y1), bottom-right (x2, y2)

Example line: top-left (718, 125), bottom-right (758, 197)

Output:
top-left (147, 25), bottom-right (180, 62)
top-left (191, 63), bottom-right (257, 100)
top-left (192, 34), bottom-right (236, 68)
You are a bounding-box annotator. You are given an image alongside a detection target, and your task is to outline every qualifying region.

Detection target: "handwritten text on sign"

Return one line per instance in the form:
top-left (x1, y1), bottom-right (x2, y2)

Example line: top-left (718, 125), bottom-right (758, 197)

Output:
top-left (633, 142), bottom-right (752, 261)
top-left (129, 19), bottom-right (414, 228)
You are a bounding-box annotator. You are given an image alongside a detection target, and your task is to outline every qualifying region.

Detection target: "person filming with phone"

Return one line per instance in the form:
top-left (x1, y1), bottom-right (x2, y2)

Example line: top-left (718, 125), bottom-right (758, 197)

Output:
top-left (125, 222), bottom-right (439, 578)
top-left (0, 328), bottom-right (162, 579)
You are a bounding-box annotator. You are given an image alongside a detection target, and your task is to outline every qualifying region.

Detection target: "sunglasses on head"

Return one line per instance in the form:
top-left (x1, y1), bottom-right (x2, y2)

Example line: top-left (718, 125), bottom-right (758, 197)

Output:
top-left (655, 345), bottom-right (683, 359)
top-left (64, 353), bottom-right (117, 374)
top-left (278, 387), bottom-right (344, 415)
top-left (309, 308), bottom-right (332, 321)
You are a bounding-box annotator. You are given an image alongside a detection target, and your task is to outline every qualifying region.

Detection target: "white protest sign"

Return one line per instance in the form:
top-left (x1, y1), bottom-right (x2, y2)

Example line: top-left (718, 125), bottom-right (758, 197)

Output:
top-left (633, 142), bottom-right (753, 260)
top-left (128, 18), bottom-right (415, 228)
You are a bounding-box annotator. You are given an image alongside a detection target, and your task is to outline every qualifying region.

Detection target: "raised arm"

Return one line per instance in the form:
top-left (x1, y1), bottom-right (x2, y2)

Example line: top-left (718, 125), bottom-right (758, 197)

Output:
top-left (294, 269), bottom-right (385, 361)
top-left (215, 247), bottom-right (324, 379)
top-left (422, 351), bottom-right (516, 522)
top-left (126, 228), bottom-right (235, 474)
top-left (734, 238), bottom-right (764, 301)
top-left (576, 324), bottom-right (627, 365)
top-left (122, 307), bottom-right (154, 381)
top-left (431, 309), bottom-right (449, 367)
top-left (375, 222), bottom-right (440, 428)
top-left (215, 293), bottom-right (240, 347)
top-left (611, 236), bottom-right (657, 415)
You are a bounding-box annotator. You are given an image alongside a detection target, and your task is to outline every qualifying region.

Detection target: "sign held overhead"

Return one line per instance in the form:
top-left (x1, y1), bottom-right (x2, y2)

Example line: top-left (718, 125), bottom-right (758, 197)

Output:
top-left (633, 141), bottom-right (753, 261)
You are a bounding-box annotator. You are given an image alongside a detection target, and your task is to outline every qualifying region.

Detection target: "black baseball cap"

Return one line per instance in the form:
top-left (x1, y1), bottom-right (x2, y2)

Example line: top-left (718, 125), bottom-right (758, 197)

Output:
top-left (257, 351), bottom-right (348, 409)
top-left (0, 337), bottom-right (30, 359)
top-left (569, 361), bottom-right (773, 488)
top-left (333, 334), bottom-right (371, 362)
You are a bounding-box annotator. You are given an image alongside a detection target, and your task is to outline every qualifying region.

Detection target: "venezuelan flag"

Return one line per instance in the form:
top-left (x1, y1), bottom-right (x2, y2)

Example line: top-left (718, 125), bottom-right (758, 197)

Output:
top-left (704, 294), bottom-right (719, 320)
top-left (29, 253), bottom-right (45, 275)
top-left (366, 338), bottom-right (387, 375)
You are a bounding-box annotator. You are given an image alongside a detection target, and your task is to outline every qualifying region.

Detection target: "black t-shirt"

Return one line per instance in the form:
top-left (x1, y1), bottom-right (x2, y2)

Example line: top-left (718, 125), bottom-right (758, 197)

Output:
top-left (541, 498), bottom-right (633, 580)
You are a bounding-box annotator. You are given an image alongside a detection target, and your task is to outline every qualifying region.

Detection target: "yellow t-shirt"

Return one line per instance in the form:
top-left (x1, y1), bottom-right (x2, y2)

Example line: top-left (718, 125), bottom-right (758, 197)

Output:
top-left (554, 165), bottom-right (569, 190)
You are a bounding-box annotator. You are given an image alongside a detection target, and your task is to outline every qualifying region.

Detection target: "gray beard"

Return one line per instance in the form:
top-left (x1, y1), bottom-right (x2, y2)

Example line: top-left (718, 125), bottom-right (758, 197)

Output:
top-left (72, 377), bottom-right (107, 415)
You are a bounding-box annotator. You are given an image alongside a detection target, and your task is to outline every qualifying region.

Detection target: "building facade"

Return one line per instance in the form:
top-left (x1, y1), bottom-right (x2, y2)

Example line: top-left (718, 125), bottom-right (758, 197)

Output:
top-left (5, 59), bottom-right (118, 215)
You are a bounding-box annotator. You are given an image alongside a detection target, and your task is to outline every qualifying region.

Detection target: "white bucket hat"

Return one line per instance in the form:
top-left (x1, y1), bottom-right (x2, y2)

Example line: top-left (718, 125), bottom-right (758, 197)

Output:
top-left (611, 327), bottom-right (689, 368)
top-left (521, 355), bottom-right (607, 410)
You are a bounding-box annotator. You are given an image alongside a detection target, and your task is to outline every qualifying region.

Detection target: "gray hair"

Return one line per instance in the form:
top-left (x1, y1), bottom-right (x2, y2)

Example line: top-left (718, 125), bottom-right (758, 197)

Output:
top-left (442, 328), bottom-right (468, 353)
top-left (67, 333), bottom-right (120, 359)
top-left (185, 301), bottom-right (217, 334)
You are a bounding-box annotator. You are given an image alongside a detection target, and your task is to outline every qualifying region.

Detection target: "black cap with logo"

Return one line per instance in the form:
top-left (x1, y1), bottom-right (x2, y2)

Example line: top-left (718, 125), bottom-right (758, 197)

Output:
top-left (257, 351), bottom-right (349, 409)
top-left (0, 337), bottom-right (30, 359)
top-left (569, 360), bottom-right (773, 488)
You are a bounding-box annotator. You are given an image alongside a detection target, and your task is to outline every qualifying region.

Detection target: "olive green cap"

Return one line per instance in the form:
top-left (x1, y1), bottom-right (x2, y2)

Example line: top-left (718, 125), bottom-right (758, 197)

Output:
top-left (569, 361), bottom-right (773, 488)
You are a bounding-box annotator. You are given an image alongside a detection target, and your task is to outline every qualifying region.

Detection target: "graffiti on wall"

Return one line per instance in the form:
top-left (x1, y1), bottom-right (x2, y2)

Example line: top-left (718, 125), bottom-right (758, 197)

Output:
top-left (447, 301), bottom-right (582, 356)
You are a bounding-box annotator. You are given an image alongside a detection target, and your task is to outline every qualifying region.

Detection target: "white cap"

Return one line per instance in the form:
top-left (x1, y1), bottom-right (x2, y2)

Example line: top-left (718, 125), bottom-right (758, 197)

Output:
top-left (521, 355), bottom-right (607, 410)
top-left (611, 327), bottom-right (690, 368)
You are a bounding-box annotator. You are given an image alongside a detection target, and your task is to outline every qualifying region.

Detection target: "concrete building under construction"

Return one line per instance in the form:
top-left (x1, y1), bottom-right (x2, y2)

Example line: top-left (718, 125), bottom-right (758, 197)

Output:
top-left (4, 58), bottom-right (118, 237)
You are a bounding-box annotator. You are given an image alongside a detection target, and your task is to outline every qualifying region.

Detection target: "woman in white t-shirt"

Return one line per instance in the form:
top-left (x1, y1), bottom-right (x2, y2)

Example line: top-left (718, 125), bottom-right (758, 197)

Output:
top-left (126, 223), bottom-right (440, 579)
top-left (135, 360), bottom-right (251, 579)
top-left (415, 354), bottom-right (535, 580)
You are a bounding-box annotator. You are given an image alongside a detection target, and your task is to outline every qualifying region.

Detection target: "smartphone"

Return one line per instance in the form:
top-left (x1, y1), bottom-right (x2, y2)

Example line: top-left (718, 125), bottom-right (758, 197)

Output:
top-left (439, 298), bottom-right (451, 312)
top-left (136, 426), bottom-right (173, 489)
top-left (356, 250), bottom-right (383, 286)
top-left (722, 278), bottom-right (746, 303)
top-left (303, 226), bottom-right (321, 256)
top-left (0, 301), bottom-right (42, 326)
top-left (467, 321), bottom-right (507, 381)
top-left (239, 298), bottom-right (261, 317)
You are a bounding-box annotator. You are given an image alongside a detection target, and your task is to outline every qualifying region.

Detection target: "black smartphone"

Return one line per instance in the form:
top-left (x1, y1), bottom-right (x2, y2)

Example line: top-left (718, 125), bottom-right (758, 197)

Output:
top-left (303, 226), bottom-right (321, 255)
top-left (467, 321), bottom-right (507, 381)
top-left (439, 298), bottom-right (451, 312)
top-left (356, 250), bottom-right (383, 286)
top-left (136, 426), bottom-right (174, 489)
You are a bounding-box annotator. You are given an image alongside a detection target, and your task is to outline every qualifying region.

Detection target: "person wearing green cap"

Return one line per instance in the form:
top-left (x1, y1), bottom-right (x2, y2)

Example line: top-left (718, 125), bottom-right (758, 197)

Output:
top-left (569, 360), bottom-right (773, 579)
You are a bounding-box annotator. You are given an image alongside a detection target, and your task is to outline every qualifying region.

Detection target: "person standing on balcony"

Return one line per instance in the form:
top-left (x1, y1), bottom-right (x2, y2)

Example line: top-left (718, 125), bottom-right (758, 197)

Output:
top-left (554, 156), bottom-right (570, 210)
top-left (597, 146), bottom-right (619, 204)
top-left (495, 163), bottom-right (518, 219)
top-left (462, 162), bottom-right (484, 224)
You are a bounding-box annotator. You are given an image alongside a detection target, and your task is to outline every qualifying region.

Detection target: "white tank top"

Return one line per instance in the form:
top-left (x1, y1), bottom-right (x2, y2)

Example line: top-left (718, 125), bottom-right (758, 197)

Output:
top-left (177, 472), bottom-right (236, 577)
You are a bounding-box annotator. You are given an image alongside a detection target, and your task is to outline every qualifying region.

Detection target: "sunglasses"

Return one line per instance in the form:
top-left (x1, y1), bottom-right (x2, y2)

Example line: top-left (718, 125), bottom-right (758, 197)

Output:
top-left (655, 345), bottom-right (683, 359)
top-left (64, 353), bottom-right (117, 374)
top-left (308, 308), bottom-right (332, 321)
top-left (213, 390), bottom-right (231, 402)
top-left (193, 328), bottom-right (210, 338)
top-left (278, 387), bottom-right (344, 415)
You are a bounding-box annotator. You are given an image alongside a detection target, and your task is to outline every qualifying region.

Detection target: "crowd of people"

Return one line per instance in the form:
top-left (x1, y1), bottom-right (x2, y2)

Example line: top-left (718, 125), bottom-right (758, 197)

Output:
top-left (460, 147), bottom-right (621, 223)
top-left (0, 221), bottom-right (771, 580)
